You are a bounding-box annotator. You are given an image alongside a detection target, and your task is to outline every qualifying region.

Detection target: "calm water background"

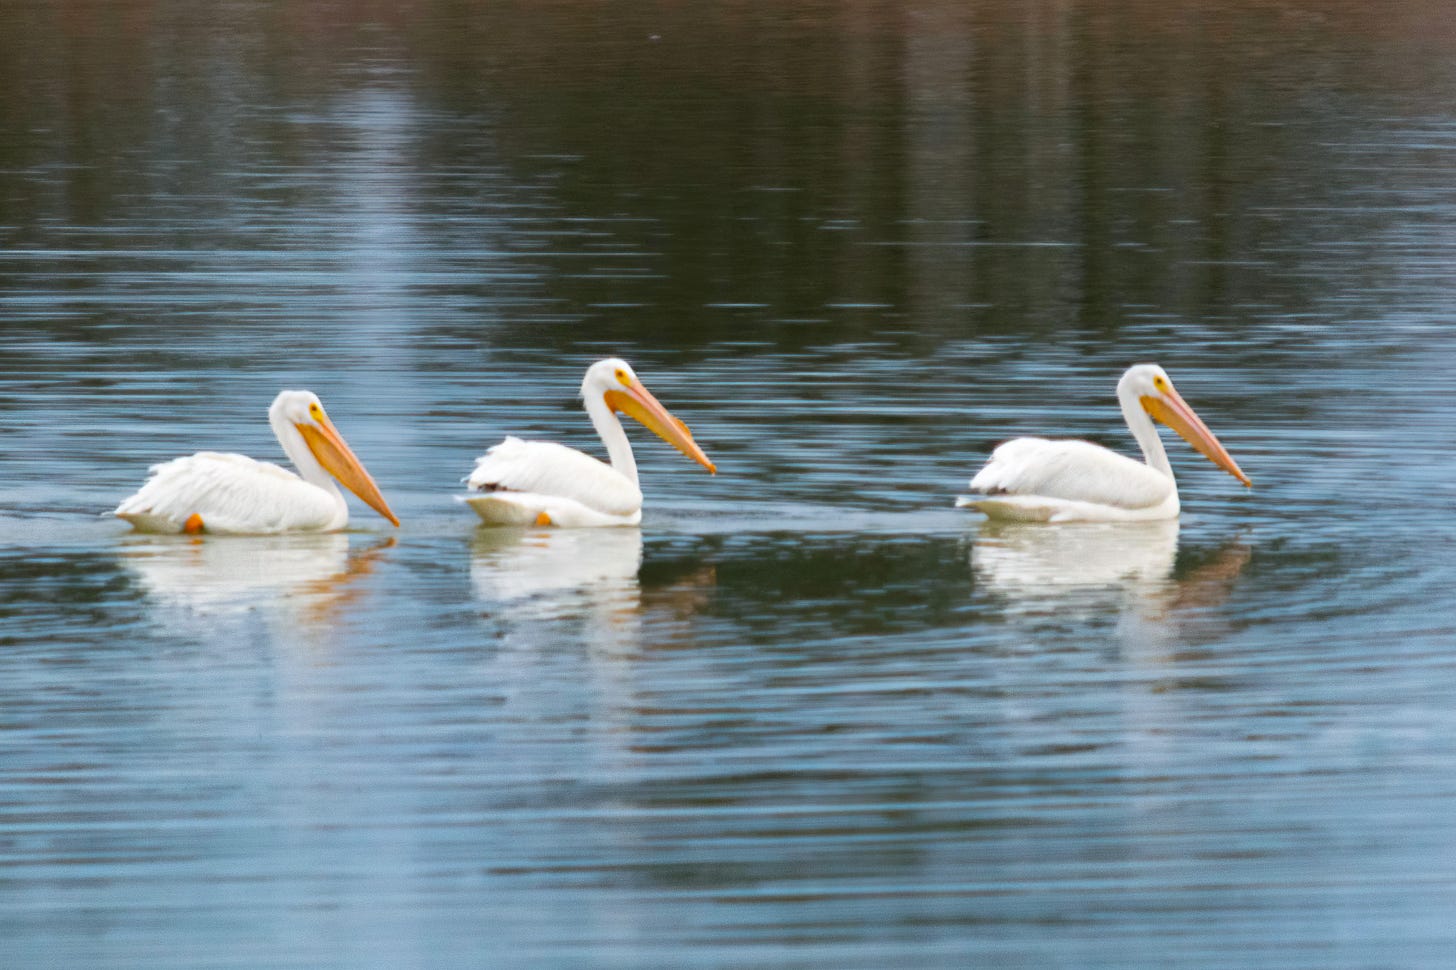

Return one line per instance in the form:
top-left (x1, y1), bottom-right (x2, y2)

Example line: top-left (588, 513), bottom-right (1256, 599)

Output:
top-left (3, 2), bottom-right (1456, 967)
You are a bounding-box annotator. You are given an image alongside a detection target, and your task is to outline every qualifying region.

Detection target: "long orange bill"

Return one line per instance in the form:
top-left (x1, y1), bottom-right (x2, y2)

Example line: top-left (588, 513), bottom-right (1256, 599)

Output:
top-left (1142, 388), bottom-right (1251, 487)
top-left (603, 380), bottom-right (716, 474)
top-left (297, 417), bottom-right (402, 525)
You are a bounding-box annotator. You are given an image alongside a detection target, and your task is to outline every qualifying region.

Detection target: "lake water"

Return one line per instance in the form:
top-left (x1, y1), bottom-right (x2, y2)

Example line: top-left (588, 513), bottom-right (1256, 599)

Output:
top-left (3, 2), bottom-right (1456, 967)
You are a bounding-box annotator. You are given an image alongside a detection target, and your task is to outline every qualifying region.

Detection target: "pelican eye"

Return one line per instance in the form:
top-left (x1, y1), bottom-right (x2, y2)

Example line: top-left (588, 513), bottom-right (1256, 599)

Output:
top-left (1153, 375), bottom-right (1169, 392)
top-left (308, 402), bottom-right (324, 419)
top-left (615, 369), bottom-right (632, 387)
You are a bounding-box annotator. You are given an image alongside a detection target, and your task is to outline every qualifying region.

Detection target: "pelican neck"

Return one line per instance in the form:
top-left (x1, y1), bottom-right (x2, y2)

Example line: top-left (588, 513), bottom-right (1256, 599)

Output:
top-left (583, 391), bottom-right (638, 484)
top-left (1117, 381), bottom-right (1174, 481)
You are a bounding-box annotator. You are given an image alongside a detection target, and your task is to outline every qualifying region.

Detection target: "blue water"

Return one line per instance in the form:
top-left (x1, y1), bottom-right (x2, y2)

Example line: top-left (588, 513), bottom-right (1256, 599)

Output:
top-left (3, 2), bottom-right (1456, 966)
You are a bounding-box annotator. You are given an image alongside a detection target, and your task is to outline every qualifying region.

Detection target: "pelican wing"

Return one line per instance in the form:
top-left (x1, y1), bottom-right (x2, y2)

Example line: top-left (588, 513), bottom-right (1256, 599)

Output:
top-left (115, 452), bottom-right (340, 534)
top-left (466, 437), bottom-right (643, 518)
top-left (969, 438), bottom-right (1174, 510)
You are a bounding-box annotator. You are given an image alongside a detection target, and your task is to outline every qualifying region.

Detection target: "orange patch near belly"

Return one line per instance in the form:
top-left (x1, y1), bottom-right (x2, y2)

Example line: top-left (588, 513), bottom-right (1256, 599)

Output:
top-left (183, 513), bottom-right (206, 534)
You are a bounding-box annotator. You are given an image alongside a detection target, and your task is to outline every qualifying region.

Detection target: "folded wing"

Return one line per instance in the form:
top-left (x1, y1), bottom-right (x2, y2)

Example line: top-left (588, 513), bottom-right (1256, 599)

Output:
top-left (969, 438), bottom-right (1174, 510)
top-left (114, 452), bottom-right (338, 534)
top-left (466, 437), bottom-right (643, 518)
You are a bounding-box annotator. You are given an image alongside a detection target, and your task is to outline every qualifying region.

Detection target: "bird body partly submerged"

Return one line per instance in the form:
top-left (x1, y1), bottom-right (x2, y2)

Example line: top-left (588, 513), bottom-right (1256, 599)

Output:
top-left (965, 438), bottom-right (1180, 522)
top-left (959, 364), bottom-right (1249, 523)
top-left (465, 437), bottom-right (644, 527)
top-left (115, 391), bottom-right (399, 535)
top-left (464, 358), bottom-right (714, 528)
top-left (117, 451), bottom-right (353, 533)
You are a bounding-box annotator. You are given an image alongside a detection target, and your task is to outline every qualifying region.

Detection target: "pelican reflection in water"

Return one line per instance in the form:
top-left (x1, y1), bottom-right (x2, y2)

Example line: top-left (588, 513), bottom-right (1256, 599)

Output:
top-left (471, 526), bottom-right (645, 621)
top-left (971, 519), bottom-right (1251, 653)
top-left (471, 526), bottom-right (717, 646)
top-left (972, 519), bottom-right (1182, 595)
top-left (118, 532), bottom-right (394, 631)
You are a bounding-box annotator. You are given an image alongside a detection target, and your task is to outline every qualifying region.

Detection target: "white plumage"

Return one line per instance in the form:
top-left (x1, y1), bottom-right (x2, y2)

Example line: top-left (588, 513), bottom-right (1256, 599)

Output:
top-left (967, 438), bottom-right (1177, 521)
top-left (959, 364), bottom-right (1250, 523)
top-left (463, 359), bottom-right (715, 528)
top-left (114, 390), bottom-right (399, 535)
top-left (467, 437), bottom-right (644, 527)
top-left (117, 452), bottom-right (346, 533)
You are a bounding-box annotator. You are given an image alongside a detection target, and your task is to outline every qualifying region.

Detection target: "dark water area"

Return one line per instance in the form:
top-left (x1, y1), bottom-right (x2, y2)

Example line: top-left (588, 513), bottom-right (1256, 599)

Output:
top-left (4, 2), bottom-right (1456, 967)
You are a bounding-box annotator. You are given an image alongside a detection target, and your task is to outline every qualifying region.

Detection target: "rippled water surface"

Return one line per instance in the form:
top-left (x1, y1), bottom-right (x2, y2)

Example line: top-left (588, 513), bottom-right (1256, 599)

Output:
top-left (4, 2), bottom-right (1456, 967)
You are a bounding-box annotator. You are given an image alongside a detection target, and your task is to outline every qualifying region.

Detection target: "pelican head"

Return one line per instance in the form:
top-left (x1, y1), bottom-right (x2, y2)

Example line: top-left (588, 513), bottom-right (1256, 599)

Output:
top-left (269, 390), bottom-right (401, 525)
top-left (1120, 364), bottom-right (1251, 487)
top-left (582, 359), bottom-right (716, 473)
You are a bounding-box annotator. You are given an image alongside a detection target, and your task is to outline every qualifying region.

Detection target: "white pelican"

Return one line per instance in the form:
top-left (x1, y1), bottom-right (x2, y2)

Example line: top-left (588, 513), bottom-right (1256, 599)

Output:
top-left (958, 364), bottom-right (1250, 522)
top-left (114, 390), bottom-right (399, 535)
top-left (464, 358), bottom-right (715, 527)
